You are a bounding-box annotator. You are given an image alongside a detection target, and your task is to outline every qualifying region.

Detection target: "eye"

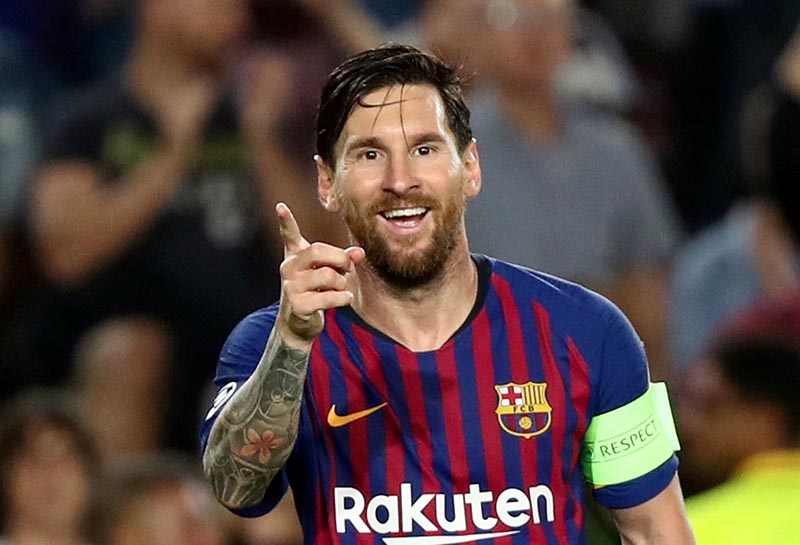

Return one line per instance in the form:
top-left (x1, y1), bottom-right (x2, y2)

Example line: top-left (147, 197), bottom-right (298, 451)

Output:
top-left (414, 145), bottom-right (435, 157)
top-left (362, 150), bottom-right (380, 160)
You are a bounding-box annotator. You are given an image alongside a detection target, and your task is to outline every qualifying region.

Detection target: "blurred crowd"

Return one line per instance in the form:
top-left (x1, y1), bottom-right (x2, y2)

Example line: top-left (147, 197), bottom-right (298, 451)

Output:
top-left (1, 0), bottom-right (800, 544)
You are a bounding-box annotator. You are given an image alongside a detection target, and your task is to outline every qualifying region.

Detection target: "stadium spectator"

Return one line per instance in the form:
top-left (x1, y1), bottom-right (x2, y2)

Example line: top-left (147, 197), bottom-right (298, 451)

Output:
top-left (24, 0), bottom-right (346, 454)
top-left (0, 388), bottom-right (99, 545)
top-left (676, 298), bottom-right (800, 543)
top-left (70, 317), bottom-right (171, 463)
top-left (668, 78), bottom-right (800, 370)
top-left (247, 0), bottom-right (383, 165)
top-left (458, 0), bottom-right (680, 379)
top-left (84, 452), bottom-right (229, 545)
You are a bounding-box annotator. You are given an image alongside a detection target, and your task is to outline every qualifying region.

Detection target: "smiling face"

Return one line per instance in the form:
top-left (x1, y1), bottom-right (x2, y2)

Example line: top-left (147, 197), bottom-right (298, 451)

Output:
top-left (318, 84), bottom-right (481, 289)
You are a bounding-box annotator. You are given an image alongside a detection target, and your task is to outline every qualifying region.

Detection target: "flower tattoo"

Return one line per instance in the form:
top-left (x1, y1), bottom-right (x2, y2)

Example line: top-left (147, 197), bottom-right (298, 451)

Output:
top-left (239, 428), bottom-right (285, 464)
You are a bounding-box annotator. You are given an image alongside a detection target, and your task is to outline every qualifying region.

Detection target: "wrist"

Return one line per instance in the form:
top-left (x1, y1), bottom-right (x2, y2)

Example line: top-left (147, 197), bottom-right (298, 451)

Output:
top-left (274, 318), bottom-right (318, 351)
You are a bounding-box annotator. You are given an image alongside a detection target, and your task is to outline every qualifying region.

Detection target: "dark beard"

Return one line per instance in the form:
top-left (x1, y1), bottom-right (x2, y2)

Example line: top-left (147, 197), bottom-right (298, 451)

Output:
top-left (342, 192), bottom-right (465, 290)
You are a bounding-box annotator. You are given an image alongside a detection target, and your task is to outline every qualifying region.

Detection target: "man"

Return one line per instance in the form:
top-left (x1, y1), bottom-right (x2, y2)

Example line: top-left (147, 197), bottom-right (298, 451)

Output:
top-left (0, 389), bottom-right (99, 545)
top-left (201, 44), bottom-right (694, 544)
top-left (461, 0), bottom-right (680, 380)
top-left (677, 311), bottom-right (800, 543)
top-left (85, 453), bottom-right (228, 545)
top-left (26, 0), bottom-right (344, 455)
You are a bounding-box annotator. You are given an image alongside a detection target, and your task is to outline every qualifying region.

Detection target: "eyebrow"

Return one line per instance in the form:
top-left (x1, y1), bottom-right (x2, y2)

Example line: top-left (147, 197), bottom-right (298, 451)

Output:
top-left (343, 136), bottom-right (386, 156)
top-left (405, 132), bottom-right (448, 147)
top-left (343, 132), bottom-right (448, 156)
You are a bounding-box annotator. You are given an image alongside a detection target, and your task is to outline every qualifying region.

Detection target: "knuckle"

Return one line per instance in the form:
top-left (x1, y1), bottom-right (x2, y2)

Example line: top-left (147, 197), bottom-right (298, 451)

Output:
top-left (321, 267), bottom-right (339, 285)
top-left (309, 242), bottom-right (327, 255)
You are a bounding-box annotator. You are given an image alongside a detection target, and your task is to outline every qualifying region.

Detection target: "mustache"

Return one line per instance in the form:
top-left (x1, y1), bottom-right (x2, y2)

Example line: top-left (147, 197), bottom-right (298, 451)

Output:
top-left (366, 195), bottom-right (440, 215)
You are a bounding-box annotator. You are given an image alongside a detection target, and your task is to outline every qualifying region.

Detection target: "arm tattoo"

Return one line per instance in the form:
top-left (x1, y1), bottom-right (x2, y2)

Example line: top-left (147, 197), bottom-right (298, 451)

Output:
top-left (203, 330), bottom-right (310, 508)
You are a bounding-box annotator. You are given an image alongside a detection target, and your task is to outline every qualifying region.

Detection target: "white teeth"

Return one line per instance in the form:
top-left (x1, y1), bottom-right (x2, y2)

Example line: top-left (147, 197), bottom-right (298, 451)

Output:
top-left (382, 207), bottom-right (427, 219)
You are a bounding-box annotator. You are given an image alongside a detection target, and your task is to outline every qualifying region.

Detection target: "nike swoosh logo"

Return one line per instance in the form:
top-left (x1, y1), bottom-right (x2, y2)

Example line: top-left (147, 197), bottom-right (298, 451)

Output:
top-left (327, 402), bottom-right (387, 427)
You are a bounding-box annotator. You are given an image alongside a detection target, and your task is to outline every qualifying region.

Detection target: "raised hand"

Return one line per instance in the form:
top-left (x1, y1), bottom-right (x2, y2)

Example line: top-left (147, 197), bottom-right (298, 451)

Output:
top-left (275, 203), bottom-right (364, 344)
top-left (236, 48), bottom-right (294, 142)
top-left (157, 77), bottom-right (219, 157)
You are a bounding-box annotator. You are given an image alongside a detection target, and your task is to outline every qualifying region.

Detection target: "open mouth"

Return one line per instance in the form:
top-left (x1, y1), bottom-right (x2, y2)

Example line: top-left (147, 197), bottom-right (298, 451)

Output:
top-left (379, 207), bottom-right (430, 227)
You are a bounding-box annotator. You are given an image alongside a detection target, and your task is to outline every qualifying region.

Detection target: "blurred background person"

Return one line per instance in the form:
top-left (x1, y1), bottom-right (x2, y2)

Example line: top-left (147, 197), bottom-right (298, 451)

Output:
top-left (0, 388), bottom-right (99, 545)
top-left (669, 60), bottom-right (800, 370)
top-left (84, 452), bottom-right (229, 545)
top-left (675, 294), bottom-right (800, 543)
top-left (245, 0), bottom-right (382, 169)
top-left (22, 0), bottom-right (348, 457)
top-left (69, 318), bottom-right (172, 464)
top-left (3, 0), bottom-right (800, 543)
top-left (455, 0), bottom-right (680, 379)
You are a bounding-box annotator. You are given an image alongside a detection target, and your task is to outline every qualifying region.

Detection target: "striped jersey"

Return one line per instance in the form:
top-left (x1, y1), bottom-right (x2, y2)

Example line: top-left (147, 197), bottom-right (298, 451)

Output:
top-left (200, 255), bottom-right (678, 545)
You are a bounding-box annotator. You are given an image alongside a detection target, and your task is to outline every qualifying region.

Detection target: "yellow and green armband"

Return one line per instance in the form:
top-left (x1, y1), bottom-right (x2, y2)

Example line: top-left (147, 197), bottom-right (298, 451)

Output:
top-left (581, 382), bottom-right (680, 486)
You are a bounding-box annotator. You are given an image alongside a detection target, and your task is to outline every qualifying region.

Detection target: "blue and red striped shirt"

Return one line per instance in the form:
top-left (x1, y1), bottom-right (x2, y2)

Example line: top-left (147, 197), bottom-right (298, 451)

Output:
top-left (201, 255), bottom-right (677, 545)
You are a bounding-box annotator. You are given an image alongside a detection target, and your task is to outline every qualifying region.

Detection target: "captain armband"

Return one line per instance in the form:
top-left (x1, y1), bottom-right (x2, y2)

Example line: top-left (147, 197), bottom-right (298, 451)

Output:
top-left (581, 382), bottom-right (680, 486)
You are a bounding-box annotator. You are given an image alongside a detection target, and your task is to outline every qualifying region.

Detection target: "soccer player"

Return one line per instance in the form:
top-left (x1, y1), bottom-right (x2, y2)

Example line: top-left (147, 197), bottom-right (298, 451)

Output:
top-left (201, 44), bottom-right (695, 545)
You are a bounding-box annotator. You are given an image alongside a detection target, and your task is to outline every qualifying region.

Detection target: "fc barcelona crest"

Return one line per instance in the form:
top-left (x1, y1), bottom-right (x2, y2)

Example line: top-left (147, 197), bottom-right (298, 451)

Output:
top-left (495, 382), bottom-right (553, 439)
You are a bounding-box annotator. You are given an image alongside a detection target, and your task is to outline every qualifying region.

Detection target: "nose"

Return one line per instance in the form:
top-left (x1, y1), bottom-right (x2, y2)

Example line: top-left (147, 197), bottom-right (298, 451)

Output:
top-left (382, 153), bottom-right (420, 196)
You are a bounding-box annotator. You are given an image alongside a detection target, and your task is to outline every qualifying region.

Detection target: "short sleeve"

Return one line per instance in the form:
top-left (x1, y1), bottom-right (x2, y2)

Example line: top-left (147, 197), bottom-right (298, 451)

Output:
top-left (199, 304), bottom-right (289, 516)
top-left (589, 301), bottom-right (679, 508)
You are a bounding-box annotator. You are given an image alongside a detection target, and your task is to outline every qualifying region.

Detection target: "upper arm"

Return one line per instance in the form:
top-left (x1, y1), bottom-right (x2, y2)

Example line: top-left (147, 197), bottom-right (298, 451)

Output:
top-left (199, 306), bottom-right (278, 451)
top-left (612, 475), bottom-right (695, 545)
top-left (586, 296), bottom-right (679, 508)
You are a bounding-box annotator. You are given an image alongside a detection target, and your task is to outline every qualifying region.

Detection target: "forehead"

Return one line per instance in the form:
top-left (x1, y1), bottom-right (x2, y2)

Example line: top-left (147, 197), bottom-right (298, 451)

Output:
top-left (339, 84), bottom-right (450, 143)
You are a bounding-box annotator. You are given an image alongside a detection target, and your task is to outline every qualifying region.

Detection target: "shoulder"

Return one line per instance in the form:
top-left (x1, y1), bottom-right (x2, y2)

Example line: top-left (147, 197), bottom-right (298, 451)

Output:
top-left (487, 256), bottom-right (646, 407)
top-left (488, 256), bottom-right (622, 328)
top-left (217, 305), bottom-right (280, 374)
top-left (673, 204), bottom-right (755, 285)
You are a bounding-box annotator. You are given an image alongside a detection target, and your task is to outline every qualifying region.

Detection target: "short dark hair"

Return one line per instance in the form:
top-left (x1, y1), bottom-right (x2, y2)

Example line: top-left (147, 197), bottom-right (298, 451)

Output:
top-left (83, 452), bottom-right (209, 545)
top-left (0, 389), bottom-right (99, 531)
top-left (713, 338), bottom-right (800, 444)
top-left (767, 85), bottom-right (800, 245)
top-left (316, 43), bottom-right (473, 168)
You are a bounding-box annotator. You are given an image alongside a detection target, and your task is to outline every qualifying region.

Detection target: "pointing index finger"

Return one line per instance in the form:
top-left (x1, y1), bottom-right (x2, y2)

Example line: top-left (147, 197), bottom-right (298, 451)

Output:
top-left (276, 202), bottom-right (305, 254)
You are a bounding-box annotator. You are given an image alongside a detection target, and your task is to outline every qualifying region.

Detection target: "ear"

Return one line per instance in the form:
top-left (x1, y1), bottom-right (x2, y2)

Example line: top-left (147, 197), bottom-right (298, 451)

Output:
top-left (462, 138), bottom-right (482, 199)
top-left (315, 155), bottom-right (339, 212)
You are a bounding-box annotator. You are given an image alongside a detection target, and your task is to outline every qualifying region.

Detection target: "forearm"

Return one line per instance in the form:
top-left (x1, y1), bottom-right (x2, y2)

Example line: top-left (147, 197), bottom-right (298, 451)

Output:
top-left (612, 476), bottom-right (696, 545)
top-left (202, 327), bottom-right (311, 509)
top-left (33, 148), bottom-right (189, 284)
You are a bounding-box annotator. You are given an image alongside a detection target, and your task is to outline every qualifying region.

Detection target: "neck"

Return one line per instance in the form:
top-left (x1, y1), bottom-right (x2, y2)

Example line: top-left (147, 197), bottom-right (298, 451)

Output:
top-left (501, 84), bottom-right (562, 146)
top-left (351, 243), bottom-right (478, 352)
